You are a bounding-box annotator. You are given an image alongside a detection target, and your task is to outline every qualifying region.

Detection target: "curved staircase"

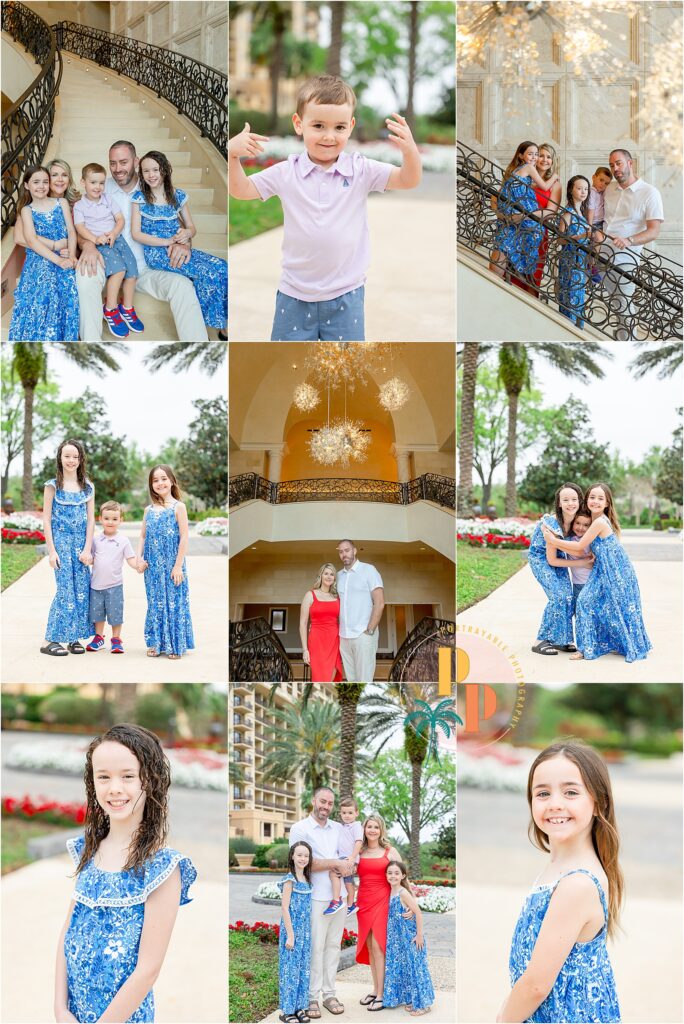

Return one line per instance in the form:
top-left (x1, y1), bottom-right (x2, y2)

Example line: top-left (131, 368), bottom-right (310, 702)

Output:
top-left (2, 46), bottom-right (227, 340)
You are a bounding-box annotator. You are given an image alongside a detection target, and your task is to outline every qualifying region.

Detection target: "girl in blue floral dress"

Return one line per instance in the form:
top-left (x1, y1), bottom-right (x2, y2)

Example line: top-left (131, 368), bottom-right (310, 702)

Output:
top-left (130, 150), bottom-right (227, 330)
top-left (383, 861), bottom-right (434, 1016)
top-left (490, 142), bottom-right (559, 283)
top-left (278, 841), bottom-right (313, 1023)
top-left (41, 439), bottom-right (94, 657)
top-left (502, 741), bottom-right (622, 1023)
top-left (137, 464), bottom-right (194, 659)
top-left (9, 165), bottom-right (79, 341)
top-left (542, 481), bottom-right (652, 663)
top-left (558, 176), bottom-right (592, 329)
top-left (55, 723), bottom-right (196, 1023)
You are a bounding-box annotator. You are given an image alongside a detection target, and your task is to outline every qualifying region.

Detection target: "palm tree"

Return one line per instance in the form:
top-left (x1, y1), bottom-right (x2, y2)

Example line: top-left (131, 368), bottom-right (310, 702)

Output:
top-left (143, 343), bottom-right (226, 376)
top-left (404, 698), bottom-right (462, 764)
top-left (326, 1), bottom-right (347, 77)
top-left (261, 698), bottom-right (340, 794)
top-left (8, 343), bottom-right (125, 510)
top-left (301, 683), bottom-right (366, 797)
top-left (457, 342), bottom-right (481, 515)
top-left (497, 343), bottom-right (610, 516)
top-left (629, 343), bottom-right (683, 380)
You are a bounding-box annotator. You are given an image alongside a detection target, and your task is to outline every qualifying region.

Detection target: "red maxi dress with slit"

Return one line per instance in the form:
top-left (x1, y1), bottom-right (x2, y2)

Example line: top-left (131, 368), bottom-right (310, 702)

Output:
top-left (355, 848), bottom-right (391, 964)
top-left (307, 590), bottom-right (343, 682)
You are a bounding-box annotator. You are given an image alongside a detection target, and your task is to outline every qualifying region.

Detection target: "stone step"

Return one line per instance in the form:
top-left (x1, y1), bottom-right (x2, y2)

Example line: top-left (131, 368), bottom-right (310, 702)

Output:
top-left (64, 149), bottom-right (193, 166)
top-left (59, 124), bottom-right (174, 141)
top-left (189, 208), bottom-right (227, 234)
top-left (60, 111), bottom-right (164, 127)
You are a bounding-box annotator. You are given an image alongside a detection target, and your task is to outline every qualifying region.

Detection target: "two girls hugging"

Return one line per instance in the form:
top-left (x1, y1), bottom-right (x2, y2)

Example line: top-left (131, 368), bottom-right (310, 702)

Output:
top-left (40, 439), bottom-right (194, 660)
top-left (528, 481), bottom-right (651, 662)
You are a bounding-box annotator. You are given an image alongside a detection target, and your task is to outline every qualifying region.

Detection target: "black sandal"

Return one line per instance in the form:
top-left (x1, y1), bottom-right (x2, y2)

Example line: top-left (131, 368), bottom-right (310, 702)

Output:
top-left (368, 999), bottom-right (384, 1012)
top-left (67, 641), bottom-right (85, 654)
top-left (278, 1016), bottom-right (299, 1023)
top-left (360, 995), bottom-right (378, 1006)
top-left (295, 1013), bottom-right (311, 1023)
top-left (531, 640), bottom-right (559, 656)
top-left (554, 643), bottom-right (577, 653)
top-left (40, 642), bottom-right (68, 657)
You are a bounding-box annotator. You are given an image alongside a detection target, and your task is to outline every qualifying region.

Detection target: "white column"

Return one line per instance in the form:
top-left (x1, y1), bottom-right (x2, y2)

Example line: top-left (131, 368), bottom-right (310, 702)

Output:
top-left (391, 444), bottom-right (412, 483)
top-left (266, 443), bottom-right (289, 483)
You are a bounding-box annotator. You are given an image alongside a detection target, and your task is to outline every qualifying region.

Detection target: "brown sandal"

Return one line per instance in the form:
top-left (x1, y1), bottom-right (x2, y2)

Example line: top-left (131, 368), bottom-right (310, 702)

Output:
top-left (323, 998), bottom-right (344, 1015)
top-left (307, 1003), bottom-right (321, 1020)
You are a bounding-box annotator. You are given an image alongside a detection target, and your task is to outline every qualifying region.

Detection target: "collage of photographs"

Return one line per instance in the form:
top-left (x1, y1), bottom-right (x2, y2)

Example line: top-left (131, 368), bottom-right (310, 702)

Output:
top-left (0, 1), bottom-right (682, 1024)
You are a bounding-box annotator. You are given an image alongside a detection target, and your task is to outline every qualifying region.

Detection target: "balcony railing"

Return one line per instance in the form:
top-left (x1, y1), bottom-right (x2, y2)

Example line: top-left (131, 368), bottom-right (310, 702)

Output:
top-left (229, 473), bottom-right (456, 510)
top-left (54, 21), bottom-right (227, 154)
top-left (1, 1), bottom-right (62, 235)
top-left (389, 616), bottom-right (456, 682)
top-left (230, 617), bottom-right (294, 682)
top-left (457, 140), bottom-right (683, 341)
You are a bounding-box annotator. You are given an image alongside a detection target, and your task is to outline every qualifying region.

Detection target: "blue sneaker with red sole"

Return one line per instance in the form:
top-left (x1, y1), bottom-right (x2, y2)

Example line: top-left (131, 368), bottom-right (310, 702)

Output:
top-left (118, 305), bottom-right (145, 333)
top-left (103, 305), bottom-right (129, 338)
top-left (111, 638), bottom-right (124, 654)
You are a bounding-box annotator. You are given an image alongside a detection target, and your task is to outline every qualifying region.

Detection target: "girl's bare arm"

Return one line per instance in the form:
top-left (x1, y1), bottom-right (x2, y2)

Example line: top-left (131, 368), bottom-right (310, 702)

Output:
top-left (280, 880), bottom-right (295, 945)
top-left (172, 502), bottom-right (189, 584)
top-left (54, 902), bottom-right (78, 1022)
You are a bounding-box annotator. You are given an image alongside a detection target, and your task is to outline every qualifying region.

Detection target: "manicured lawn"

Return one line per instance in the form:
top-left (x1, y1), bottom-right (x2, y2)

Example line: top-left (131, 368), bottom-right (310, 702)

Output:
top-left (229, 930), bottom-right (280, 1023)
top-left (457, 542), bottom-right (527, 612)
top-left (229, 167), bottom-right (284, 244)
top-left (1, 816), bottom-right (68, 875)
top-left (1, 544), bottom-right (42, 591)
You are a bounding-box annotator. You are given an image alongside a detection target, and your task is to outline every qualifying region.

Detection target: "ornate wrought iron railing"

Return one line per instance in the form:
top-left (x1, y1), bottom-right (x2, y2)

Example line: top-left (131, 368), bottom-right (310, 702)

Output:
top-left (457, 140), bottom-right (683, 341)
top-left (1, 1), bottom-right (62, 236)
top-left (229, 473), bottom-right (456, 510)
top-left (229, 617), bottom-right (294, 682)
top-left (53, 21), bottom-right (227, 155)
top-left (389, 617), bottom-right (456, 682)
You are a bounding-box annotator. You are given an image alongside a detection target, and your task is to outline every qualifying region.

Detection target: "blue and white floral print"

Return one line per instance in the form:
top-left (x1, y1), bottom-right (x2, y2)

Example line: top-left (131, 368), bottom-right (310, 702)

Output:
top-left (575, 516), bottom-right (652, 662)
top-left (131, 188), bottom-right (227, 328)
top-left (45, 479), bottom-right (93, 643)
top-left (383, 893), bottom-right (435, 1011)
top-left (143, 501), bottom-right (194, 656)
top-left (509, 869), bottom-right (620, 1023)
top-left (493, 174), bottom-right (543, 278)
top-left (528, 514), bottom-right (575, 647)
top-left (277, 871), bottom-right (312, 1016)
top-left (9, 203), bottom-right (79, 341)
top-left (559, 206), bottom-right (591, 328)
top-left (65, 835), bottom-right (196, 1023)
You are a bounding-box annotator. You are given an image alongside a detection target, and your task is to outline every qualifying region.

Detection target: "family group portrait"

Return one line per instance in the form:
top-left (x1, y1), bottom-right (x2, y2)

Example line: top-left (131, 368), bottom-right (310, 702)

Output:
top-left (229, 682), bottom-right (456, 1023)
top-left (457, 341), bottom-right (683, 684)
top-left (1, 342), bottom-right (228, 684)
top-left (456, 0), bottom-right (683, 342)
top-left (457, 682), bottom-right (683, 1024)
top-left (2, 0), bottom-right (227, 342)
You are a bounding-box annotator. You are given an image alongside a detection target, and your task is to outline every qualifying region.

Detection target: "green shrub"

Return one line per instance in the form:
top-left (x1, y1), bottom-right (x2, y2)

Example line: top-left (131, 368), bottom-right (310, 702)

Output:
top-left (229, 837), bottom-right (256, 866)
top-left (133, 692), bottom-right (177, 732)
top-left (663, 518), bottom-right (682, 529)
top-left (639, 507), bottom-right (651, 526)
top-left (265, 843), bottom-right (290, 868)
top-left (253, 843), bottom-right (271, 868)
top-left (1, 693), bottom-right (18, 720)
top-left (40, 693), bottom-right (101, 726)
top-left (17, 693), bottom-right (46, 722)
top-left (653, 518), bottom-right (663, 531)
top-left (629, 734), bottom-right (682, 758)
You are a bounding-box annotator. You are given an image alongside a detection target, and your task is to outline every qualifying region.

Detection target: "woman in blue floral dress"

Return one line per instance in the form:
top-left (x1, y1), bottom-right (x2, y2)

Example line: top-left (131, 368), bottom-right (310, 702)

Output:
top-left (542, 482), bottom-right (652, 663)
top-left (138, 465), bottom-right (194, 659)
top-left (278, 841), bottom-right (313, 1023)
top-left (130, 151), bottom-right (227, 330)
top-left (41, 440), bottom-right (94, 657)
top-left (502, 742), bottom-right (622, 1023)
top-left (383, 861), bottom-right (434, 1016)
top-left (490, 142), bottom-right (559, 284)
top-left (9, 165), bottom-right (79, 341)
top-left (54, 724), bottom-right (196, 1022)
top-left (558, 176), bottom-right (592, 329)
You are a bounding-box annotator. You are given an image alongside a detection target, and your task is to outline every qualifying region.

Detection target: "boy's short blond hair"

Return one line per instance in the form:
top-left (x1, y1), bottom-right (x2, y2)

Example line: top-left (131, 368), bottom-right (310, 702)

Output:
top-left (100, 500), bottom-right (123, 517)
top-left (296, 75), bottom-right (357, 117)
top-left (594, 166), bottom-right (613, 180)
top-left (82, 162), bottom-right (106, 180)
top-left (339, 796), bottom-right (358, 810)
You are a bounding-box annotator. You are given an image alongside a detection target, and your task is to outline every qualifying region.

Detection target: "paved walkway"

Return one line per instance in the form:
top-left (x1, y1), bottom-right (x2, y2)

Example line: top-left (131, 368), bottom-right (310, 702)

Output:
top-left (259, 975), bottom-right (456, 1023)
top-left (1, 554), bottom-right (228, 683)
top-left (458, 532), bottom-right (682, 681)
top-left (229, 182), bottom-right (455, 342)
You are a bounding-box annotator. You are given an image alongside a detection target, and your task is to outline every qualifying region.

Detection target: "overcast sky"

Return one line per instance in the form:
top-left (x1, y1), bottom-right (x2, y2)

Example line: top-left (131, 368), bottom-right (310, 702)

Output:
top-left (35, 346), bottom-right (226, 464)
top-left (486, 344), bottom-right (683, 483)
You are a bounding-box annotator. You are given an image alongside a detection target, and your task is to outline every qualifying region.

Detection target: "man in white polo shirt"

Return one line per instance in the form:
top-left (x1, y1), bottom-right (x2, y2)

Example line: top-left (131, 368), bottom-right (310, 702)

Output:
top-left (336, 539), bottom-right (384, 682)
top-left (289, 787), bottom-right (351, 1018)
top-left (600, 148), bottom-right (664, 339)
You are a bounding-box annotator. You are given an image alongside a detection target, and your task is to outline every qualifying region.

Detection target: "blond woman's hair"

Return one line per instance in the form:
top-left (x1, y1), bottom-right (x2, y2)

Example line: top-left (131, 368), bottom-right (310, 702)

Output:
top-left (360, 814), bottom-right (391, 853)
top-left (46, 159), bottom-right (81, 203)
top-left (313, 562), bottom-right (338, 596)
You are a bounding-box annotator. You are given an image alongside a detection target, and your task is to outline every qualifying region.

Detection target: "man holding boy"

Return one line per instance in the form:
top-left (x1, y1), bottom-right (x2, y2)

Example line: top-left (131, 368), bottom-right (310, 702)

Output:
top-left (86, 501), bottom-right (138, 654)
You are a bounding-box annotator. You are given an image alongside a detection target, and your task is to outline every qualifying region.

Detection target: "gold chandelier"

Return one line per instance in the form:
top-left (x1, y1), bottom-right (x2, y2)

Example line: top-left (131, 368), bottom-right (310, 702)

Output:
top-left (304, 342), bottom-right (389, 390)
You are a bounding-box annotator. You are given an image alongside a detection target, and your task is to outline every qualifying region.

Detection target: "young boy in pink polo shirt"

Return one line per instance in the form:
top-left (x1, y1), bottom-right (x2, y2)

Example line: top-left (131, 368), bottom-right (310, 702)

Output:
top-left (86, 500), bottom-right (138, 654)
top-left (229, 74), bottom-right (422, 340)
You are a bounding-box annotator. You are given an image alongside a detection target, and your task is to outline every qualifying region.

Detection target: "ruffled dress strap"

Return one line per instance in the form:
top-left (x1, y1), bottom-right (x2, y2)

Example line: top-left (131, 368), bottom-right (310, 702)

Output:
top-left (277, 871), bottom-right (311, 895)
top-left (67, 836), bottom-right (197, 908)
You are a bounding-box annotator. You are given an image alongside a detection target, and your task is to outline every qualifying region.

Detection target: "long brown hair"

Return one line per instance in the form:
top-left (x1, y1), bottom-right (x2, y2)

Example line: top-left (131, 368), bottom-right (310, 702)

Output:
top-left (76, 724), bottom-right (170, 875)
top-left (148, 464), bottom-right (182, 505)
top-left (566, 174), bottom-right (591, 221)
top-left (553, 482), bottom-right (584, 536)
top-left (503, 141), bottom-right (537, 182)
top-left (527, 741), bottom-right (624, 939)
top-left (55, 439), bottom-right (88, 491)
top-left (16, 165), bottom-right (50, 217)
top-left (585, 481), bottom-right (620, 536)
top-left (287, 840), bottom-right (313, 884)
top-left (386, 858), bottom-right (413, 896)
top-left (139, 150), bottom-right (178, 208)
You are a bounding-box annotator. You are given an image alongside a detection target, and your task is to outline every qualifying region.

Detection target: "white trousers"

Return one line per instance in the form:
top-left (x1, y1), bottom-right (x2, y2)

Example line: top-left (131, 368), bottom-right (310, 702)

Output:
top-left (602, 248), bottom-right (639, 340)
top-left (75, 264), bottom-right (208, 341)
top-left (310, 898), bottom-right (345, 1002)
top-left (339, 631), bottom-right (378, 682)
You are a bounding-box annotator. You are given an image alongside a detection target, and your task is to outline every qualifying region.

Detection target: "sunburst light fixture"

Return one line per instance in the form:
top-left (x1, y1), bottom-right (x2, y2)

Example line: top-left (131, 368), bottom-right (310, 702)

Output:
top-left (293, 382), bottom-right (320, 412)
top-left (304, 342), bottom-right (389, 390)
top-left (333, 419), bottom-right (371, 468)
top-left (308, 424), bottom-right (345, 466)
top-left (378, 376), bottom-right (411, 412)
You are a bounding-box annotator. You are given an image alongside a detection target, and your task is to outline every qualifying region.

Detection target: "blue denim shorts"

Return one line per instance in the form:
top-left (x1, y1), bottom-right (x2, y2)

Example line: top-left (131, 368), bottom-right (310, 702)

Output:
top-left (342, 874), bottom-right (356, 884)
top-left (90, 584), bottom-right (124, 625)
top-left (97, 236), bottom-right (138, 280)
top-left (270, 286), bottom-right (365, 340)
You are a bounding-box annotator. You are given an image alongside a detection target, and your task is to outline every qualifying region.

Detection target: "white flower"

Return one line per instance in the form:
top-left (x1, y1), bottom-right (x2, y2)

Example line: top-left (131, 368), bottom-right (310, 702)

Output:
top-left (1, 513), bottom-right (44, 531)
top-left (103, 939), bottom-right (125, 959)
top-left (195, 517), bottom-right (228, 537)
top-left (255, 881), bottom-right (282, 900)
top-left (457, 517), bottom-right (537, 538)
top-left (258, 138), bottom-right (455, 174)
top-left (414, 885), bottom-right (456, 913)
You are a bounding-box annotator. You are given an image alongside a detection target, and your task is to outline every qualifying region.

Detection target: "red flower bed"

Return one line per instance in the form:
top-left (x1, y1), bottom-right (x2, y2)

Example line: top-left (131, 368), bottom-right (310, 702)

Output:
top-left (230, 920), bottom-right (358, 947)
top-left (457, 532), bottom-right (530, 549)
top-left (2, 794), bottom-right (86, 825)
top-left (2, 528), bottom-right (46, 545)
top-left (413, 878), bottom-right (455, 888)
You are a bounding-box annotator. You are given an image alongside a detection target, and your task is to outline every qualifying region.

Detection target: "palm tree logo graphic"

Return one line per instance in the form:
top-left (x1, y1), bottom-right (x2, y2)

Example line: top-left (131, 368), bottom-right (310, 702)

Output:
top-left (404, 698), bottom-right (462, 764)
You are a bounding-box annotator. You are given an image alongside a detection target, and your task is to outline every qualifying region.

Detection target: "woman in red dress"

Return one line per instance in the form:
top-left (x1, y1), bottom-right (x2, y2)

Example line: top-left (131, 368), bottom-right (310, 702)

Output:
top-left (355, 815), bottom-right (402, 1012)
top-left (299, 563), bottom-right (343, 682)
top-left (511, 142), bottom-right (562, 295)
